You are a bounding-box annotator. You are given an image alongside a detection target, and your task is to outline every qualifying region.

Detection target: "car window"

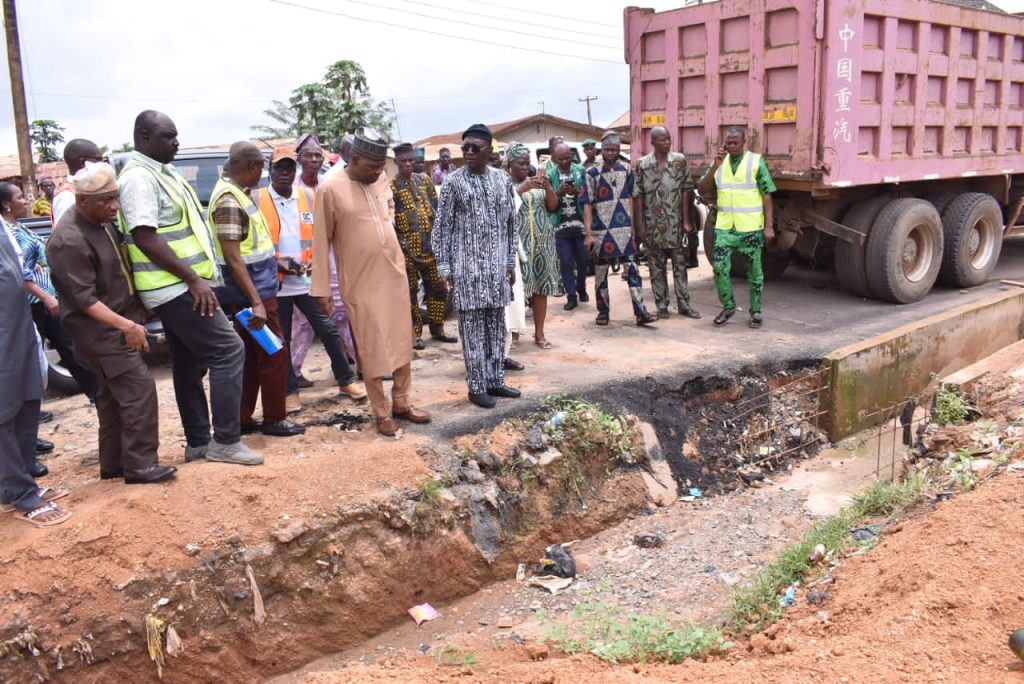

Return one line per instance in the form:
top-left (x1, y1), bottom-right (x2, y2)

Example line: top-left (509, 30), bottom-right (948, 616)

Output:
top-left (172, 159), bottom-right (270, 206)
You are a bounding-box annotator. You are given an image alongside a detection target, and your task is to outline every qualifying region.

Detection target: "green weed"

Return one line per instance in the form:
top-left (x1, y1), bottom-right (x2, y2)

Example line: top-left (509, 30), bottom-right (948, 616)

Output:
top-left (435, 643), bottom-right (479, 667)
top-left (933, 383), bottom-right (974, 426)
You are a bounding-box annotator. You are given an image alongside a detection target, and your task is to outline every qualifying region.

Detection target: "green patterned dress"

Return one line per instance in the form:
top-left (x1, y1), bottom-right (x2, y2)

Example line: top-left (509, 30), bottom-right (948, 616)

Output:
top-left (517, 188), bottom-right (563, 298)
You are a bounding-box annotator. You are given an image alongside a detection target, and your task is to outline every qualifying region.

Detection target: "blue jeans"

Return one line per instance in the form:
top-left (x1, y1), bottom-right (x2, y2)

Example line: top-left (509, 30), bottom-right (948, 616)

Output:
top-left (556, 235), bottom-right (589, 300)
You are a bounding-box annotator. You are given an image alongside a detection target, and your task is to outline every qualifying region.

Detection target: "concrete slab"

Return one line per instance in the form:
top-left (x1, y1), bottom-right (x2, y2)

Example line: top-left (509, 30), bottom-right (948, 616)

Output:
top-left (943, 339), bottom-right (1024, 393)
top-left (823, 288), bottom-right (1024, 439)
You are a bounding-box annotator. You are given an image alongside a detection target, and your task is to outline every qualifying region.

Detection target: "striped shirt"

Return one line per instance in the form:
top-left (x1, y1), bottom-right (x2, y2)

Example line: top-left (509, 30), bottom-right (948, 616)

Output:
top-left (4, 218), bottom-right (55, 303)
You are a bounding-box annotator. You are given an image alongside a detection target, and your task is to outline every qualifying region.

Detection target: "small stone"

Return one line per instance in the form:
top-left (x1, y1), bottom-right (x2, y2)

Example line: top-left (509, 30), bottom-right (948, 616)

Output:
top-left (496, 616), bottom-right (516, 629)
top-left (538, 448), bottom-right (563, 466)
top-left (184, 543), bottom-right (201, 556)
top-left (271, 521), bottom-right (307, 543)
top-left (525, 425), bottom-right (547, 450)
top-left (478, 618), bottom-right (489, 626)
top-left (633, 533), bottom-right (664, 549)
top-left (476, 450), bottom-right (502, 470)
top-left (526, 642), bottom-right (549, 661)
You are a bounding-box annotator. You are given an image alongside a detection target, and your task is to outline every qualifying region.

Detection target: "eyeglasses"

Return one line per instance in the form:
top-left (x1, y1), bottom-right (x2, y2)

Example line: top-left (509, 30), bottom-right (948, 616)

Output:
top-left (461, 143), bottom-right (484, 153)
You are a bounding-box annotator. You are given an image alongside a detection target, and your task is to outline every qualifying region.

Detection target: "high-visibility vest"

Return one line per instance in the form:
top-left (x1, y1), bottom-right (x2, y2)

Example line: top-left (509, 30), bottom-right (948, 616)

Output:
top-left (208, 178), bottom-right (276, 266)
top-left (117, 159), bottom-right (217, 291)
top-left (714, 151), bottom-right (765, 233)
top-left (257, 185), bottom-right (315, 267)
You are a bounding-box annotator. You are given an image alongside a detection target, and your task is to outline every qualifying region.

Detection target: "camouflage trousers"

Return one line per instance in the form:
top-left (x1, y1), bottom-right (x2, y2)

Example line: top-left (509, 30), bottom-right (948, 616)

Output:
top-left (647, 245), bottom-right (691, 312)
top-left (711, 229), bottom-right (764, 315)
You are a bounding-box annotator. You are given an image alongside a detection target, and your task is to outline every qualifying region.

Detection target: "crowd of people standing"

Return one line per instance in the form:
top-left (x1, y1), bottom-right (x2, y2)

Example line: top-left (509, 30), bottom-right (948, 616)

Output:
top-left (0, 112), bottom-right (774, 528)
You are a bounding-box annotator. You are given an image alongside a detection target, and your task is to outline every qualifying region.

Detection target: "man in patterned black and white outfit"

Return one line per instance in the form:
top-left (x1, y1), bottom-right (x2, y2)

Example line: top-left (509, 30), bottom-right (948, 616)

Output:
top-left (433, 124), bottom-right (520, 409)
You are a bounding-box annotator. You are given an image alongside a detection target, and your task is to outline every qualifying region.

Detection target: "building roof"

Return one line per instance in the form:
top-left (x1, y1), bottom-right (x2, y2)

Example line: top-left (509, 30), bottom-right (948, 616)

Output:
top-left (608, 111), bottom-right (630, 129)
top-left (0, 155), bottom-right (69, 184)
top-left (413, 113), bottom-right (607, 149)
top-left (939, 0), bottom-right (1006, 11)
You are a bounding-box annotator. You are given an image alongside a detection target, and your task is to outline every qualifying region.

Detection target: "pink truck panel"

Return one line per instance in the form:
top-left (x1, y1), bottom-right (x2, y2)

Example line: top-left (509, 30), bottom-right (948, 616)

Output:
top-left (625, 0), bottom-right (1024, 191)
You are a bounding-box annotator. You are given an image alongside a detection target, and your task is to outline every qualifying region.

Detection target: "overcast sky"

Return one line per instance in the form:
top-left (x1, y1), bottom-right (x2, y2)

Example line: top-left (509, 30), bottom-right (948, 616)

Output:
top-left (1, 0), bottom-right (1022, 155)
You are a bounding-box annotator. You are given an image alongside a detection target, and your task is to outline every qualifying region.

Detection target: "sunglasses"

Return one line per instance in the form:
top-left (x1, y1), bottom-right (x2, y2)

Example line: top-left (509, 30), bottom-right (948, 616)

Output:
top-left (461, 143), bottom-right (486, 153)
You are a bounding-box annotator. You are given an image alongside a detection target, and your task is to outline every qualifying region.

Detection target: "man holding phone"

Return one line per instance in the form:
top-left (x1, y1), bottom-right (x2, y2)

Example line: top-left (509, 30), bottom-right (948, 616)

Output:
top-left (696, 126), bottom-right (776, 329)
top-left (258, 147), bottom-right (365, 405)
top-left (546, 142), bottom-right (589, 310)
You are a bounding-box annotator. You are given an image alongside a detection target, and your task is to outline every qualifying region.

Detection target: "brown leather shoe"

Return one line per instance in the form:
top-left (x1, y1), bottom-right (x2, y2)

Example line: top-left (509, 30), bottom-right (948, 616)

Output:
top-left (393, 406), bottom-right (431, 424)
top-left (376, 417), bottom-right (398, 436)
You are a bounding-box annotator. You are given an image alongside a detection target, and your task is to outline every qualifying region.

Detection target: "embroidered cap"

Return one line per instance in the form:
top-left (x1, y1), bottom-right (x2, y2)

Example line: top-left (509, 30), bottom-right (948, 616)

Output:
top-left (352, 127), bottom-right (389, 160)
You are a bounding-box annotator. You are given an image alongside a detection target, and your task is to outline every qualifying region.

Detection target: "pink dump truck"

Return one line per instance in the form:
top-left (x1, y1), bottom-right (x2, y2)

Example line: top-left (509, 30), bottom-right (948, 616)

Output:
top-left (625, 0), bottom-right (1024, 303)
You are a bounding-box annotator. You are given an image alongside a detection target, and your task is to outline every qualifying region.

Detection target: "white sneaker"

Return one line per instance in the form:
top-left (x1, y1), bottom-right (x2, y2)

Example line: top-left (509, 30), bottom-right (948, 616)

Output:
top-left (206, 440), bottom-right (264, 466)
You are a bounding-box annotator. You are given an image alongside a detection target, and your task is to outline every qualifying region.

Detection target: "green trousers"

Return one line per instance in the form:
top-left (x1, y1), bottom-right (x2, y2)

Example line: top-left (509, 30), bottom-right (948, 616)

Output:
top-left (711, 229), bottom-right (764, 315)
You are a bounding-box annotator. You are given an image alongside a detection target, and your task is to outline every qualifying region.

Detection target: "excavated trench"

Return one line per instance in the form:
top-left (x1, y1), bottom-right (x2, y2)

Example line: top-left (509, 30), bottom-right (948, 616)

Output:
top-left (0, 361), bottom-right (826, 684)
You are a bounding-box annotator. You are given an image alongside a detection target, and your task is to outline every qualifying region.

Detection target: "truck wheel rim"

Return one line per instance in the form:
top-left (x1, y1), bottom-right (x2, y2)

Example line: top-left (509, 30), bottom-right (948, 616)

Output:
top-left (968, 215), bottom-right (995, 270)
top-left (902, 223), bottom-right (933, 283)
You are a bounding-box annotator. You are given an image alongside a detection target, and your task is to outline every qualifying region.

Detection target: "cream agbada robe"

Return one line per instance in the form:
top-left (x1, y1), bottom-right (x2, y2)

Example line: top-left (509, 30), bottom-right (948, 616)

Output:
top-left (311, 171), bottom-right (413, 378)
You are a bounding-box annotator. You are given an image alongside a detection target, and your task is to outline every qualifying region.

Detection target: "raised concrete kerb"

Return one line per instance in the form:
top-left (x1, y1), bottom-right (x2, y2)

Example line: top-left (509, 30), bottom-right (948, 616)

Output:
top-left (824, 287), bottom-right (1024, 440)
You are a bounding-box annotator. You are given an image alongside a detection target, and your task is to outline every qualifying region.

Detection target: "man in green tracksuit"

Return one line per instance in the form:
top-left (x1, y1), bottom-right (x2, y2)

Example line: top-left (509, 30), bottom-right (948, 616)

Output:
top-left (697, 126), bottom-right (776, 329)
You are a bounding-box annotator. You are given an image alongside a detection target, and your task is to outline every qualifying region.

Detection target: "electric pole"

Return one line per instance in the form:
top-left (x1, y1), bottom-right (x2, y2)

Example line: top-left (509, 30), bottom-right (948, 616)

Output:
top-left (3, 0), bottom-right (35, 199)
top-left (579, 95), bottom-right (598, 125)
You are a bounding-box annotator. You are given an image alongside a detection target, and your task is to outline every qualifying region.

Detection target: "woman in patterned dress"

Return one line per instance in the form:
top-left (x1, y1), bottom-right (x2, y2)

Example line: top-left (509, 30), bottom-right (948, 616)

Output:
top-left (506, 143), bottom-right (560, 348)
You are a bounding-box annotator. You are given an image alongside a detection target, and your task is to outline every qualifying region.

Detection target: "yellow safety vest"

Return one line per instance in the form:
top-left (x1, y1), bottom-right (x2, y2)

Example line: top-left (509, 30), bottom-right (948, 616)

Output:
top-left (714, 151), bottom-right (765, 233)
top-left (208, 179), bottom-right (276, 266)
top-left (118, 159), bottom-right (217, 291)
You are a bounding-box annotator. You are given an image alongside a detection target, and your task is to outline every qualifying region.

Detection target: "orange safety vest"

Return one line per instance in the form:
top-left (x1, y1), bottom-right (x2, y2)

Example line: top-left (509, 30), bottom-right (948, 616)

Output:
top-left (257, 185), bottom-right (315, 281)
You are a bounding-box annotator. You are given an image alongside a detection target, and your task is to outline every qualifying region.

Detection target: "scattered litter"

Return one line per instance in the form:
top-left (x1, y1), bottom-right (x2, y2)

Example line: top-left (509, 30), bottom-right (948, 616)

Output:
top-left (678, 495), bottom-right (697, 502)
top-left (516, 563), bottom-right (526, 582)
top-left (1008, 462), bottom-right (1024, 472)
top-left (850, 524), bottom-right (885, 542)
top-left (165, 625), bottom-right (184, 657)
top-left (738, 464), bottom-right (765, 485)
top-left (527, 575), bottom-right (573, 594)
top-left (548, 411), bottom-right (565, 428)
top-left (779, 583), bottom-right (797, 607)
top-left (928, 491), bottom-right (954, 505)
top-left (807, 591), bottom-right (830, 605)
top-left (688, 487), bottom-right (702, 498)
top-left (408, 603), bottom-right (440, 625)
top-left (633, 533), bottom-right (664, 549)
top-left (155, 597), bottom-right (170, 608)
top-left (245, 564), bottom-right (266, 626)
top-left (807, 543), bottom-right (826, 564)
top-left (538, 544), bottom-right (576, 579)
top-left (418, 644), bottom-right (431, 655)
top-left (144, 614), bottom-right (166, 678)
top-left (719, 572), bottom-right (740, 586)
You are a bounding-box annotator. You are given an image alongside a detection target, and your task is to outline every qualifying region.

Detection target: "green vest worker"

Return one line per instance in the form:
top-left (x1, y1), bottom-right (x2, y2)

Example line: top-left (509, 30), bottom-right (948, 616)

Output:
top-left (117, 110), bottom-right (262, 467)
top-left (697, 126), bottom-right (776, 329)
top-left (208, 141), bottom-right (304, 439)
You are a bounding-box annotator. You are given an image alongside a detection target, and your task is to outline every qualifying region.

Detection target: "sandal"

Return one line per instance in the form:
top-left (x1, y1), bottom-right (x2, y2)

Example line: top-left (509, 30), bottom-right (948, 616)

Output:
top-left (713, 308), bottom-right (736, 326)
top-left (596, 313), bottom-right (609, 326)
top-left (1, 486), bottom-right (70, 514)
top-left (413, 338), bottom-right (425, 350)
top-left (14, 501), bottom-right (72, 527)
top-left (534, 337), bottom-right (552, 349)
top-left (748, 314), bottom-right (763, 329)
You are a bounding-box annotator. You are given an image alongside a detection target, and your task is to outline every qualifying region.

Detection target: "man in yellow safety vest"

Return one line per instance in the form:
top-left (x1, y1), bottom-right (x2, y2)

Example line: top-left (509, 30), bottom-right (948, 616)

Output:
top-left (696, 126), bottom-right (776, 329)
top-left (117, 111), bottom-right (260, 466)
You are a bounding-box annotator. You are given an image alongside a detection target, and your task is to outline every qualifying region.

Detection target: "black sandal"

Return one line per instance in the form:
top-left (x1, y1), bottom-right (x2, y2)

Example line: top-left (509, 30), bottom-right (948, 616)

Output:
top-left (596, 312), bottom-right (609, 326)
top-left (748, 314), bottom-right (763, 329)
top-left (713, 308), bottom-right (736, 326)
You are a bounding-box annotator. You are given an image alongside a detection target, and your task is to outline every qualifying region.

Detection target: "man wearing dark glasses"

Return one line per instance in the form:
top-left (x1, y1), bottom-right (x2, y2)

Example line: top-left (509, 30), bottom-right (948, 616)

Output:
top-left (433, 124), bottom-right (520, 409)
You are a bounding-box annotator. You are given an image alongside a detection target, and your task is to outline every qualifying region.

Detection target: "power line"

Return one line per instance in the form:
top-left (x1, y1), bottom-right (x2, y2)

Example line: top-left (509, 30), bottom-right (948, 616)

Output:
top-left (390, 0), bottom-right (619, 39)
top-left (451, 0), bottom-right (620, 29)
top-left (268, 0), bottom-right (623, 64)
top-left (35, 91), bottom-right (269, 104)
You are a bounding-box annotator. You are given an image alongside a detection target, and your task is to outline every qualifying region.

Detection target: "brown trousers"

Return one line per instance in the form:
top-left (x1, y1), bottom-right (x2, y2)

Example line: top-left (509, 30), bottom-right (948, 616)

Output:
top-left (228, 297), bottom-right (289, 426)
top-left (365, 363), bottom-right (412, 419)
top-left (92, 353), bottom-right (160, 473)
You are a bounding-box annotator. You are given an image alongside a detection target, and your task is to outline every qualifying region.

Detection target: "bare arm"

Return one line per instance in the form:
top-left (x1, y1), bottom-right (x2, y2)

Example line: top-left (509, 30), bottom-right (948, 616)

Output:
top-left (696, 147), bottom-right (725, 196)
top-left (682, 190), bottom-right (693, 233)
top-left (25, 281), bottom-right (59, 315)
top-left (131, 226), bottom-right (219, 316)
top-left (83, 301), bottom-right (150, 352)
top-left (633, 194), bottom-right (645, 242)
top-left (541, 178), bottom-right (559, 212)
top-left (763, 193), bottom-right (775, 241)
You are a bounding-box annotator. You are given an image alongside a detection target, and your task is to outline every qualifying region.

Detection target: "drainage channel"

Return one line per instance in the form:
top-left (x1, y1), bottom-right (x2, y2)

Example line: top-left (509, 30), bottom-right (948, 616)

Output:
top-left (1, 362), bottom-right (839, 684)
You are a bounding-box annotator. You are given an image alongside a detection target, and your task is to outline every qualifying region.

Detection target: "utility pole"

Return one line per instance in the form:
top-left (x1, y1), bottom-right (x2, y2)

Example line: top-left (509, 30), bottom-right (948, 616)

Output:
top-left (3, 0), bottom-right (35, 199)
top-left (390, 97), bottom-right (402, 141)
top-left (579, 95), bottom-right (598, 125)
top-left (537, 101), bottom-right (545, 115)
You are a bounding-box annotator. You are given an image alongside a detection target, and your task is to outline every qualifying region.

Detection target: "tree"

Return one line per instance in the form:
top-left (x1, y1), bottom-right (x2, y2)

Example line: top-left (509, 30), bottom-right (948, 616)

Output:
top-left (29, 119), bottom-right (65, 162)
top-left (250, 60), bottom-right (395, 149)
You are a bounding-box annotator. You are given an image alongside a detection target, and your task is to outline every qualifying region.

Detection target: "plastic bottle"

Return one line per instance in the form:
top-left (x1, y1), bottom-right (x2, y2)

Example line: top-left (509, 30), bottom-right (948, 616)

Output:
top-left (235, 308), bottom-right (284, 355)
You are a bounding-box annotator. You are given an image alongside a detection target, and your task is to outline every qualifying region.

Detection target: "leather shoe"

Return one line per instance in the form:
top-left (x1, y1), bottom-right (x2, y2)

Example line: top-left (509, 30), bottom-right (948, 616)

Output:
top-left (376, 416), bottom-right (398, 436)
top-left (713, 308), bottom-right (736, 326)
top-left (296, 375), bottom-right (315, 389)
top-left (100, 468), bottom-right (124, 480)
top-left (503, 357), bottom-right (524, 371)
top-left (656, 309), bottom-right (670, 319)
top-left (636, 311), bottom-right (658, 326)
top-left (393, 406), bottom-right (431, 424)
top-left (469, 392), bottom-right (496, 409)
top-left (563, 297), bottom-right (578, 311)
top-left (36, 438), bottom-right (54, 454)
top-left (240, 421), bottom-right (263, 435)
top-left (429, 326), bottom-right (458, 343)
top-left (28, 461), bottom-right (48, 478)
top-left (124, 465), bottom-right (177, 484)
top-left (578, 290), bottom-right (590, 302)
top-left (487, 385), bottom-right (521, 398)
top-left (38, 410), bottom-right (53, 424)
top-left (678, 305), bottom-right (702, 319)
top-left (413, 337), bottom-right (425, 350)
top-left (261, 419), bottom-right (306, 437)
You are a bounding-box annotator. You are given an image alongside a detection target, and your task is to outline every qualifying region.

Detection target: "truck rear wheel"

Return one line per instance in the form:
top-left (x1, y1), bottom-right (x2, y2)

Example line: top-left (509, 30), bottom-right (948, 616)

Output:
top-left (865, 199), bottom-right (943, 304)
top-left (835, 196), bottom-right (890, 298)
top-left (937, 193), bottom-right (1003, 288)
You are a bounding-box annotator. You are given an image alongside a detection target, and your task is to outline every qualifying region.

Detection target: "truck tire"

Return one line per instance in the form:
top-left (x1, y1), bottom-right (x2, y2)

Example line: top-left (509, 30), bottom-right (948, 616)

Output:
top-left (937, 193), bottom-right (1003, 288)
top-left (865, 198), bottom-right (943, 304)
top-left (46, 352), bottom-right (82, 395)
top-left (702, 215), bottom-right (790, 280)
top-left (924, 192), bottom-right (958, 216)
top-left (835, 196), bottom-right (890, 298)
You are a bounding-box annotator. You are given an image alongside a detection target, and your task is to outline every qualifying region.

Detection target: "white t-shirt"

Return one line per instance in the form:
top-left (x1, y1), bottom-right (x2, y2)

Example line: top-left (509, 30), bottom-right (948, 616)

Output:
top-left (269, 185), bottom-right (310, 297)
top-left (52, 182), bottom-right (75, 224)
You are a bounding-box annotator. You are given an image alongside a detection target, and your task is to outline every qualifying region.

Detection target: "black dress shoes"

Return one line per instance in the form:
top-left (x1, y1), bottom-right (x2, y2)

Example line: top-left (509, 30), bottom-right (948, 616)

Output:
top-left (261, 419), bottom-right (306, 437)
top-left (36, 439), bottom-right (54, 454)
top-left (28, 461), bottom-right (48, 478)
top-left (578, 290), bottom-right (590, 303)
top-left (296, 375), bottom-right (315, 389)
top-left (469, 392), bottom-right (496, 409)
top-left (487, 385), bottom-right (521, 398)
top-left (100, 468), bottom-right (124, 480)
top-left (429, 326), bottom-right (458, 343)
top-left (678, 305), bottom-right (702, 319)
top-left (503, 358), bottom-right (524, 371)
top-left (124, 465), bottom-right (177, 484)
top-left (38, 410), bottom-right (53, 424)
top-left (563, 297), bottom-right (578, 311)
top-left (240, 421), bottom-right (263, 435)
